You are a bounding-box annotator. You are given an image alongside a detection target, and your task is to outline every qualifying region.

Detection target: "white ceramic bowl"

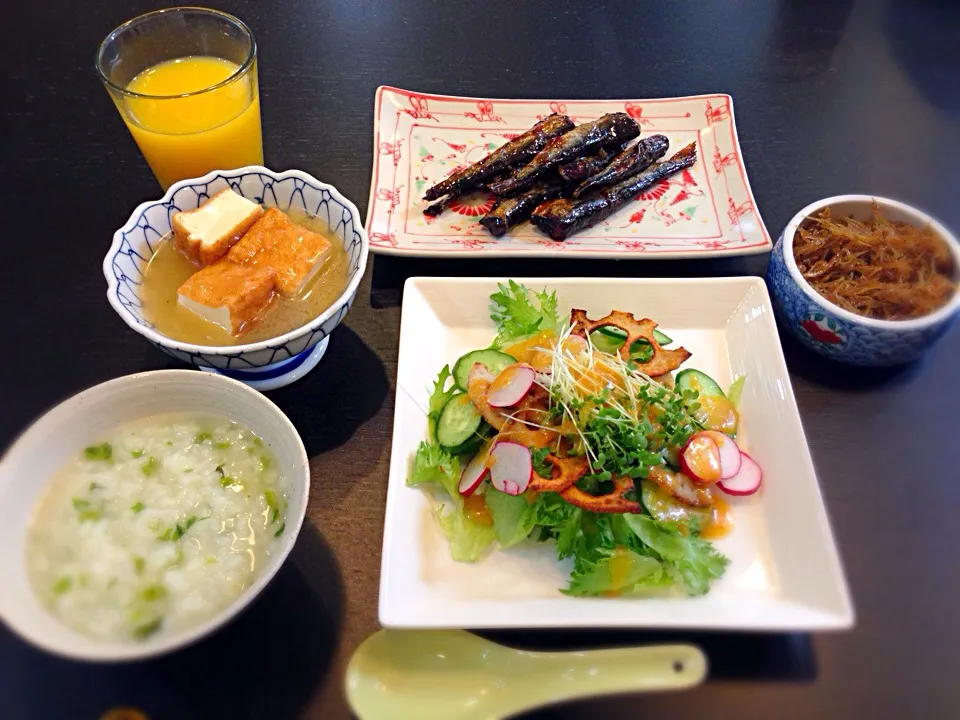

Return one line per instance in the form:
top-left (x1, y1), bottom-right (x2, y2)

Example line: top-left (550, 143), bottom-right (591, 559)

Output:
top-left (0, 370), bottom-right (310, 661)
top-left (103, 167), bottom-right (369, 390)
top-left (768, 194), bottom-right (960, 366)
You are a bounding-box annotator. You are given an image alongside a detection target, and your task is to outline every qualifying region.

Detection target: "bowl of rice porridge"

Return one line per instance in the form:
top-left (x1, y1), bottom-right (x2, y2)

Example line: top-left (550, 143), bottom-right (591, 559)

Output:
top-left (0, 370), bottom-right (310, 661)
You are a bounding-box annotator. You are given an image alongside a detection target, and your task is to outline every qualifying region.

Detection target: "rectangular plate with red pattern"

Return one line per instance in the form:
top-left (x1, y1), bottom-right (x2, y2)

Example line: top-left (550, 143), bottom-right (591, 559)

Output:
top-left (366, 86), bottom-right (772, 259)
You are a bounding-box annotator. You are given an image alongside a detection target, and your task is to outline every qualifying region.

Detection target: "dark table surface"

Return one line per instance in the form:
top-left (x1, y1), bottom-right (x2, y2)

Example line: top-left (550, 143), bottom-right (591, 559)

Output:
top-left (3, 0), bottom-right (960, 718)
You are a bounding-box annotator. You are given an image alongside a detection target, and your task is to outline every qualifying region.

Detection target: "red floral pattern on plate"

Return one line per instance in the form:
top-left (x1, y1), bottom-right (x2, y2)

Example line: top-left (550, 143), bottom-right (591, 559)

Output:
top-left (449, 193), bottom-right (496, 217)
top-left (402, 95), bottom-right (439, 122)
top-left (464, 101), bottom-right (504, 123)
top-left (635, 180), bottom-right (670, 202)
top-left (624, 102), bottom-right (654, 126)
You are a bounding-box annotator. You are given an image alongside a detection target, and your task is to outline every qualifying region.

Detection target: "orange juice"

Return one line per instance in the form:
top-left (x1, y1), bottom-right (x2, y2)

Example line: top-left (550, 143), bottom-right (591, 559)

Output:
top-left (122, 56), bottom-right (263, 189)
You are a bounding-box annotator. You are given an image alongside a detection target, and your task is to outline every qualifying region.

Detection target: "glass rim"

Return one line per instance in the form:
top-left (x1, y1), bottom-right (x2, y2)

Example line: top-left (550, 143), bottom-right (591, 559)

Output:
top-left (95, 6), bottom-right (257, 100)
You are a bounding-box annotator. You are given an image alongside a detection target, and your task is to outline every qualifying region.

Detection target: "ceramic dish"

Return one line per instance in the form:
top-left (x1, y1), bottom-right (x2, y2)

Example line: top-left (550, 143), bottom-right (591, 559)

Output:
top-left (104, 166), bottom-right (369, 391)
top-left (379, 277), bottom-right (852, 630)
top-left (768, 194), bottom-right (960, 366)
top-left (0, 370), bottom-right (310, 661)
top-left (366, 86), bottom-right (771, 258)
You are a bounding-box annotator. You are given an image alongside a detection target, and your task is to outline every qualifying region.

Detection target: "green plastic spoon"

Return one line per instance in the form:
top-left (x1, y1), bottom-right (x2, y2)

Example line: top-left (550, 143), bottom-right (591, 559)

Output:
top-left (345, 629), bottom-right (707, 720)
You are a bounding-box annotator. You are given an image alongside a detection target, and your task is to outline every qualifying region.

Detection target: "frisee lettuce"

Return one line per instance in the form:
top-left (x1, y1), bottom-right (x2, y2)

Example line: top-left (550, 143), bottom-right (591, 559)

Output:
top-left (623, 514), bottom-right (729, 596)
top-left (565, 549), bottom-right (667, 596)
top-left (408, 441), bottom-right (460, 501)
top-left (489, 281), bottom-right (560, 348)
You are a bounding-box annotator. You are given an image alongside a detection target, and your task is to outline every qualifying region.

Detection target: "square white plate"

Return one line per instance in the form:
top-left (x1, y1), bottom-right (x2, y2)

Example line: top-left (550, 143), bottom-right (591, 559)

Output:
top-left (379, 277), bottom-right (853, 630)
top-left (366, 87), bottom-right (773, 258)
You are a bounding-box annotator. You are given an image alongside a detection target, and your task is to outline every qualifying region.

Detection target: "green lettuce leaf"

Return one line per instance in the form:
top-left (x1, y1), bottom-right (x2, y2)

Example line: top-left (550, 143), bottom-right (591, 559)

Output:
top-left (529, 492), bottom-right (581, 555)
top-left (411, 441), bottom-right (493, 561)
top-left (408, 441), bottom-right (460, 504)
top-left (427, 366), bottom-right (458, 443)
top-left (565, 548), bottom-right (667, 596)
top-left (489, 281), bottom-right (560, 348)
top-left (623, 514), bottom-right (729, 595)
top-left (436, 505), bottom-right (496, 562)
top-left (485, 489), bottom-right (538, 548)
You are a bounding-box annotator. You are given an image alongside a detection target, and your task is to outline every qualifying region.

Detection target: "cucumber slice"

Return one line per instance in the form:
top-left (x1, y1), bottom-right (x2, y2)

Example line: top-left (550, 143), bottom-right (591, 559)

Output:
top-left (595, 325), bottom-right (672, 346)
top-left (589, 332), bottom-right (655, 363)
top-left (453, 349), bottom-right (516, 391)
top-left (675, 369), bottom-right (725, 398)
top-left (444, 422), bottom-right (493, 456)
top-left (436, 393), bottom-right (483, 449)
top-left (588, 330), bottom-right (623, 356)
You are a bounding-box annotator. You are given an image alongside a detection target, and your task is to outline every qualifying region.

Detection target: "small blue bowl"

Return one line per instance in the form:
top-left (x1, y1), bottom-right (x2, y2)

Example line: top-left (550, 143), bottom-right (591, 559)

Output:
top-left (768, 194), bottom-right (960, 367)
top-left (104, 167), bottom-right (369, 390)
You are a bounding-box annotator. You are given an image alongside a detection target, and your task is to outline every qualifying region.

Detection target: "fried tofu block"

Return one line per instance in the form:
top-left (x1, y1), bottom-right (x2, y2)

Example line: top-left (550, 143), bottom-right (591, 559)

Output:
top-left (227, 208), bottom-right (332, 297)
top-left (172, 189), bottom-right (265, 266)
top-left (177, 262), bottom-right (277, 336)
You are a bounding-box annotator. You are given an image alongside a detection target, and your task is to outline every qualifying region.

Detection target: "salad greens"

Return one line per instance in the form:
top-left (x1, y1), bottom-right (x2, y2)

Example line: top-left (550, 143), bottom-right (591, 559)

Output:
top-left (489, 280), bottom-right (561, 348)
top-left (407, 282), bottom-right (733, 597)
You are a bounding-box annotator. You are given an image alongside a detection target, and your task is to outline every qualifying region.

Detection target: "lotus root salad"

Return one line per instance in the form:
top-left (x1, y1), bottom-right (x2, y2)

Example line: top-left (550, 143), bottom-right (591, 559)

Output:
top-left (26, 414), bottom-right (288, 642)
top-left (408, 281), bottom-right (762, 597)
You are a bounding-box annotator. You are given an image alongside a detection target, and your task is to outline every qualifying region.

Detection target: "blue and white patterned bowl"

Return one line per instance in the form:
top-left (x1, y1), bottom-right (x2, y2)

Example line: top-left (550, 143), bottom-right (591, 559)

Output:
top-left (103, 167), bottom-right (369, 390)
top-left (768, 195), bottom-right (960, 366)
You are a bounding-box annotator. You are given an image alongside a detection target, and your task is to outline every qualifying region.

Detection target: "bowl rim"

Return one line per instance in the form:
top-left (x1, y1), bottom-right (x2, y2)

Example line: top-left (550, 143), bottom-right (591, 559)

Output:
top-left (0, 369), bottom-right (310, 662)
top-left (102, 166), bottom-right (370, 355)
top-left (781, 193), bottom-right (960, 331)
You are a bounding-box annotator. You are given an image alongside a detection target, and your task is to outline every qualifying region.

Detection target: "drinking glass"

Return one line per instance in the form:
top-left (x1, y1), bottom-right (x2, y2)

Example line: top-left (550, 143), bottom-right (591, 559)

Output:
top-left (96, 7), bottom-right (263, 190)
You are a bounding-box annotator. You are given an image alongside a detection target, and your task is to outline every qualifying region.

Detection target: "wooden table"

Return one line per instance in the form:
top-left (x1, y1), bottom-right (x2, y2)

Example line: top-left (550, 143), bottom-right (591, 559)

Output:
top-left (3, 1), bottom-right (959, 717)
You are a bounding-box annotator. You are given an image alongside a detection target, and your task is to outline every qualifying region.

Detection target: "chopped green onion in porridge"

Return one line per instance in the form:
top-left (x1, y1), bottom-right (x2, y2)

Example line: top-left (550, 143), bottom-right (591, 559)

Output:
top-left (26, 414), bottom-right (288, 642)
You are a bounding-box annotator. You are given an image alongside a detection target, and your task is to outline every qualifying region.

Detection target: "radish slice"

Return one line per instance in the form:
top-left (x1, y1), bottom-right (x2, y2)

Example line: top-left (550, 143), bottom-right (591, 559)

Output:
top-left (458, 443), bottom-right (493, 496)
top-left (487, 363), bottom-right (536, 408)
top-left (700, 430), bottom-right (742, 480)
top-left (716, 452), bottom-right (762, 496)
top-left (679, 433), bottom-right (722, 483)
top-left (488, 441), bottom-right (532, 495)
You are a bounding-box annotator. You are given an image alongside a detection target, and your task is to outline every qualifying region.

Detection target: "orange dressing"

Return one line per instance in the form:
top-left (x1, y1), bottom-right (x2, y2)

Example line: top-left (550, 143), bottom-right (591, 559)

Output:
top-left (700, 494), bottom-right (734, 539)
top-left (687, 376), bottom-right (740, 434)
top-left (648, 466), bottom-right (714, 507)
top-left (499, 419), bottom-right (557, 449)
top-left (604, 546), bottom-right (635, 596)
top-left (682, 435), bottom-right (723, 483)
top-left (570, 353), bottom-right (629, 397)
top-left (698, 395), bottom-right (739, 435)
top-left (464, 494), bottom-right (493, 527)
top-left (504, 330), bottom-right (557, 369)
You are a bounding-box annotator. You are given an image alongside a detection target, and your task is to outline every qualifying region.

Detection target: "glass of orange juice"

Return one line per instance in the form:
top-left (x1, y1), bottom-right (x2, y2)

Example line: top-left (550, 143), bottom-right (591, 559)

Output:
top-left (96, 7), bottom-right (263, 190)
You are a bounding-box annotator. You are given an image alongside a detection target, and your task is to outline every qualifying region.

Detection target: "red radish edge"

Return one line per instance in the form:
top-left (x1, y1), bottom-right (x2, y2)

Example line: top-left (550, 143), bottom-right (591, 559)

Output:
top-left (487, 364), bottom-right (536, 408)
top-left (488, 441), bottom-right (532, 495)
top-left (716, 452), bottom-right (762, 496)
top-left (701, 430), bottom-right (743, 480)
top-left (458, 447), bottom-right (491, 496)
top-left (679, 433), bottom-right (722, 484)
